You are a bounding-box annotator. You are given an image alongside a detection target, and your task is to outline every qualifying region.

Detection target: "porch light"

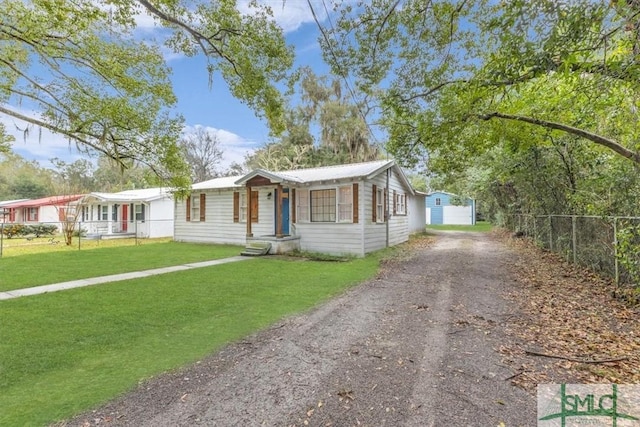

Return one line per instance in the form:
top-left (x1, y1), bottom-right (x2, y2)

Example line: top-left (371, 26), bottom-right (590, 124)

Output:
top-left (266, 192), bottom-right (272, 200)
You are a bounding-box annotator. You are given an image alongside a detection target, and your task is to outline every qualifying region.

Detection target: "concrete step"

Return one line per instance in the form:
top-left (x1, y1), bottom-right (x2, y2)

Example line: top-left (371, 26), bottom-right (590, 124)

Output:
top-left (240, 242), bottom-right (272, 256)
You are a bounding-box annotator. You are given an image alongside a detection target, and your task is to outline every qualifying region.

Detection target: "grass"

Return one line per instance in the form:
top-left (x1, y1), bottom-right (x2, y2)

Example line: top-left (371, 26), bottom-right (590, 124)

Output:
top-left (425, 220), bottom-right (493, 233)
top-left (0, 236), bottom-right (173, 257)
top-left (0, 249), bottom-right (385, 426)
top-left (0, 241), bottom-right (243, 292)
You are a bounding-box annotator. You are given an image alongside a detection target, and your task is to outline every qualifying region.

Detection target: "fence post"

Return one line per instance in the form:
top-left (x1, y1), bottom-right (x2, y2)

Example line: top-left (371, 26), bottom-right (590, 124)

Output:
top-left (0, 222), bottom-right (3, 258)
top-left (533, 215), bottom-right (537, 243)
top-left (572, 215), bottom-right (577, 264)
top-left (548, 215), bottom-right (553, 251)
top-left (78, 221), bottom-right (81, 251)
top-left (135, 220), bottom-right (138, 246)
top-left (613, 217), bottom-right (619, 286)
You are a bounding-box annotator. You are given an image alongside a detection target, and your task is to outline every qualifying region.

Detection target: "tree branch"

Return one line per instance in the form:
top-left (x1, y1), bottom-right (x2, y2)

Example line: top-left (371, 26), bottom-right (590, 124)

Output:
top-left (477, 112), bottom-right (640, 164)
top-left (135, 0), bottom-right (240, 76)
top-left (0, 105), bottom-right (112, 158)
top-left (525, 349), bottom-right (627, 364)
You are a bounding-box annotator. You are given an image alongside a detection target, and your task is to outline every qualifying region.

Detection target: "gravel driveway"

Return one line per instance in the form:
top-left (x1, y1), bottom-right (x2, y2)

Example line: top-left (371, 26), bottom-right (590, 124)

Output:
top-left (65, 231), bottom-right (536, 427)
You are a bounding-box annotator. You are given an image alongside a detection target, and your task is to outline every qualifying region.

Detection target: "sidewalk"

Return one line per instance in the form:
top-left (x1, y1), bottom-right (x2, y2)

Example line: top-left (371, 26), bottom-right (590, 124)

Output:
top-left (0, 256), bottom-right (252, 301)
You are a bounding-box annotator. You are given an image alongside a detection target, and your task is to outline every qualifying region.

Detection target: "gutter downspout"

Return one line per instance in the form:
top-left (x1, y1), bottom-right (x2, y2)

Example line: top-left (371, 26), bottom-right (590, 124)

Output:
top-left (386, 167), bottom-right (390, 248)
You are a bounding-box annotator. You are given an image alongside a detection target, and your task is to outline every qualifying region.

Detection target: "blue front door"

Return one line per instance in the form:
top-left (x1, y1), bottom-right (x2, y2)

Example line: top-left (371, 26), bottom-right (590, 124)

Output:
top-left (275, 188), bottom-right (290, 235)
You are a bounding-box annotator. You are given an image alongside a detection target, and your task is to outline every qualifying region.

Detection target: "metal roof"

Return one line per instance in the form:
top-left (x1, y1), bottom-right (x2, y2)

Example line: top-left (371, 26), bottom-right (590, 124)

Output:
top-left (191, 160), bottom-right (416, 195)
top-left (0, 195), bottom-right (84, 209)
top-left (192, 176), bottom-right (243, 190)
top-left (0, 199), bottom-right (29, 207)
top-left (235, 160), bottom-right (395, 185)
top-left (81, 187), bottom-right (172, 203)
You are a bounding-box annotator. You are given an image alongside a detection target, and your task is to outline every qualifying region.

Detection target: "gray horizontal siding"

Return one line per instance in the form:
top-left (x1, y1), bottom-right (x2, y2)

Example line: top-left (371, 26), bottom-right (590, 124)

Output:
top-left (174, 188), bottom-right (274, 245)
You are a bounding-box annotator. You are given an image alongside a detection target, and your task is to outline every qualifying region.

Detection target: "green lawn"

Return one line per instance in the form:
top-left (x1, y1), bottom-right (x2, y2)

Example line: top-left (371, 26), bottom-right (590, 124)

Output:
top-left (0, 249), bottom-right (385, 426)
top-left (0, 241), bottom-right (243, 292)
top-left (425, 221), bottom-right (493, 233)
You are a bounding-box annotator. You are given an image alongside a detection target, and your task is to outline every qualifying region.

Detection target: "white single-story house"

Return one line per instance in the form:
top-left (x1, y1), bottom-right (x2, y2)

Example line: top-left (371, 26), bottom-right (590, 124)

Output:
top-left (78, 188), bottom-right (174, 238)
top-left (174, 160), bottom-right (427, 257)
top-left (0, 195), bottom-right (84, 230)
top-left (426, 191), bottom-right (476, 225)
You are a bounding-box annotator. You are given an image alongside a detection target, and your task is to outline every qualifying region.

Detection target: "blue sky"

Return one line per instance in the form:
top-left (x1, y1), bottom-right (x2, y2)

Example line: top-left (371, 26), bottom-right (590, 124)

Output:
top-left (4, 0), bottom-right (337, 170)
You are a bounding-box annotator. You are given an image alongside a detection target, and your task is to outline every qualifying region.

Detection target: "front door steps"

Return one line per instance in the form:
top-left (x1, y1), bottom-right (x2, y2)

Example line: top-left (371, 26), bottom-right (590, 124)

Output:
top-left (240, 242), bottom-right (272, 256)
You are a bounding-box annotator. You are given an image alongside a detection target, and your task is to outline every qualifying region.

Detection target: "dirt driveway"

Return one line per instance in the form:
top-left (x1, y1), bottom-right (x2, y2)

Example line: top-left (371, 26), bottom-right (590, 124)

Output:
top-left (66, 231), bottom-right (536, 426)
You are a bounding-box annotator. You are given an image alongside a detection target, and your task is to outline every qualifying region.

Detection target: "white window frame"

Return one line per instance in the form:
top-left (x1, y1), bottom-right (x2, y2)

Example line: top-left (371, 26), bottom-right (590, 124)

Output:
top-left (376, 188), bottom-right (385, 223)
top-left (27, 207), bottom-right (38, 221)
top-left (297, 185), bottom-right (355, 223)
top-left (435, 197), bottom-right (441, 206)
top-left (240, 192), bottom-right (247, 223)
top-left (297, 189), bottom-right (309, 223)
top-left (310, 188), bottom-right (336, 223)
top-left (191, 194), bottom-right (201, 222)
top-left (135, 204), bottom-right (145, 222)
top-left (396, 193), bottom-right (406, 215)
top-left (337, 185), bottom-right (353, 222)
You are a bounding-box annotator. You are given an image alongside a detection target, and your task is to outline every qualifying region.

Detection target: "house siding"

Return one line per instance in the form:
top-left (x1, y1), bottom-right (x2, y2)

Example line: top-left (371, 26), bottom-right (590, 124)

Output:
top-left (173, 160), bottom-right (421, 257)
top-left (174, 188), bottom-right (274, 245)
top-left (426, 192), bottom-right (475, 225)
top-left (408, 193), bottom-right (427, 233)
top-left (291, 180), bottom-right (365, 257)
top-left (363, 168), bottom-right (411, 254)
top-left (146, 197), bottom-right (174, 238)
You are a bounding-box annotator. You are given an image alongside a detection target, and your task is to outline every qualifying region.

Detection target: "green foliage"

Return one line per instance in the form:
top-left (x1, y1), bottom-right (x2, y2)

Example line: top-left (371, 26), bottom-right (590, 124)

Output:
top-left (1, 224), bottom-right (24, 239)
top-left (0, 153), bottom-right (54, 199)
top-left (247, 68), bottom-right (381, 170)
top-left (325, 0), bottom-right (640, 182)
top-left (0, 224), bottom-right (58, 239)
top-left (616, 220), bottom-right (640, 288)
top-left (25, 224), bottom-right (58, 237)
top-left (0, 123), bottom-right (13, 153)
top-left (1, 0), bottom-right (294, 189)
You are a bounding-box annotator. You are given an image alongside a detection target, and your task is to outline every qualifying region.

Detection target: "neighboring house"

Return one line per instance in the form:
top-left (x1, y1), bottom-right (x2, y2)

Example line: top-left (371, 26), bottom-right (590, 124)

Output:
top-left (0, 195), bottom-right (84, 230)
top-left (174, 160), bottom-right (426, 257)
top-left (0, 199), bottom-right (28, 223)
top-left (78, 188), bottom-right (174, 238)
top-left (426, 191), bottom-right (476, 225)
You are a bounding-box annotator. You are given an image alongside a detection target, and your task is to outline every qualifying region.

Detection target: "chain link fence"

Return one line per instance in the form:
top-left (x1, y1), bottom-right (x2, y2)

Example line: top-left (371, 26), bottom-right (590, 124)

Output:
top-left (0, 219), bottom-right (174, 257)
top-left (504, 214), bottom-right (640, 288)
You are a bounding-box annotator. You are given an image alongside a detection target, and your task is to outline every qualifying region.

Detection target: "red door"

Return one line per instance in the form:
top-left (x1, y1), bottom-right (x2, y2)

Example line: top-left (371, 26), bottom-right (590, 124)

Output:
top-left (121, 204), bottom-right (128, 232)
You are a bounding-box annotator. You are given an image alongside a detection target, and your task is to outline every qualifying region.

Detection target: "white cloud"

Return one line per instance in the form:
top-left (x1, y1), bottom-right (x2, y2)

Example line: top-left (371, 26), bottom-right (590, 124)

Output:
top-left (239, 0), bottom-right (330, 33)
top-left (182, 125), bottom-right (259, 170)
top-left (2, 110), bottom-right (259, 172)
top-left (132, 7), bottom-right (159, 31)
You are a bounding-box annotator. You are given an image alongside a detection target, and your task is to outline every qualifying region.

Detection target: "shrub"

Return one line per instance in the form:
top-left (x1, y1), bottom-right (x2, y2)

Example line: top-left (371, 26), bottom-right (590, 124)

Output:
top-left (1, 224), bottom-right (25, 239)
top-left (28, 224), bottom-right (58, 237)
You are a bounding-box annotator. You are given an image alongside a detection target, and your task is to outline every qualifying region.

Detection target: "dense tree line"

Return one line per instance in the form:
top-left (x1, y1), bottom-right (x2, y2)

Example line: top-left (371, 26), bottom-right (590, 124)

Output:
top-left (0, 152), bottom-right (156, 200)
top-left (320, 0), bottom-right (640, 218)
top-left (246, 68), bottom-right (382, 170)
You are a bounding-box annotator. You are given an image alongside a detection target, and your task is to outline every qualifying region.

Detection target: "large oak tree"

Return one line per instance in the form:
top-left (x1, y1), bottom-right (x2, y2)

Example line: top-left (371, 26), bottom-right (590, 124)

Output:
top-left (1, 0), bottom-right (294, 190)
top-left (321, 0), bottom-right (640, 172)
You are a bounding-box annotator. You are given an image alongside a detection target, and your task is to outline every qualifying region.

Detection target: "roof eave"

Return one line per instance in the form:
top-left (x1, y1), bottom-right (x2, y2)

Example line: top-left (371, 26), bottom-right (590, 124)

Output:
top-left (235, 169), bottom-right (285, 186)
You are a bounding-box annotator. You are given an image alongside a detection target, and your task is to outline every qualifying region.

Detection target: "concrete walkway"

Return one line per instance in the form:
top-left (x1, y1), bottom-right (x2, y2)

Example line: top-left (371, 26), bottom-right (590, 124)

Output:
top-left (0, 256), bottom-right (252, 301)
